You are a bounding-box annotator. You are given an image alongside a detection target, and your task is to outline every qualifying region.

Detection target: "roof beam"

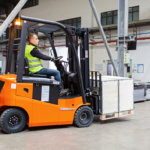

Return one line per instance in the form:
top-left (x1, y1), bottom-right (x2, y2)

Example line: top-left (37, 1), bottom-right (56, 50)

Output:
top-left (0, 0), bottom-right (28, 37)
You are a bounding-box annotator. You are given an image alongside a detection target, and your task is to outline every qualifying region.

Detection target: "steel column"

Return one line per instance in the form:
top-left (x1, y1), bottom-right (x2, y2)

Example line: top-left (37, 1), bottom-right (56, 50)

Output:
top-left (117, 0), bottom-right (129, 77)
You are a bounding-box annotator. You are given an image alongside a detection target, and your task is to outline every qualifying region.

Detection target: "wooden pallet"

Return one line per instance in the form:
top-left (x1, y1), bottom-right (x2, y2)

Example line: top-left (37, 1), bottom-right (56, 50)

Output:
top-left (100, 110), bottom-right (134, 121)
top-left (118, 110), bottom-right (134, 117)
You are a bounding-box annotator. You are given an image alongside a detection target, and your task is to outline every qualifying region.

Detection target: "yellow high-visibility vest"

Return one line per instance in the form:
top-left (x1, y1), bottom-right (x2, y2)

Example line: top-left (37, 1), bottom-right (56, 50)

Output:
top-left (25, 45), bottom-right (43, 73)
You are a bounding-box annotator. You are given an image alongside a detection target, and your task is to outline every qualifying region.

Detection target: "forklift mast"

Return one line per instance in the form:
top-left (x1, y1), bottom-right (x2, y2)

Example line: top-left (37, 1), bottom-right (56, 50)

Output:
top-left (78, 28), bottom-right (90, 91)
top-left (65, 27), bottom-right (90, 91)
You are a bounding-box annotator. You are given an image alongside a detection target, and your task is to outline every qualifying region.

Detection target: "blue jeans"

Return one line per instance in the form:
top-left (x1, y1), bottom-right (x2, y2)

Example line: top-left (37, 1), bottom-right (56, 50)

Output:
top-left (36, 68), bottom-right (62, 92)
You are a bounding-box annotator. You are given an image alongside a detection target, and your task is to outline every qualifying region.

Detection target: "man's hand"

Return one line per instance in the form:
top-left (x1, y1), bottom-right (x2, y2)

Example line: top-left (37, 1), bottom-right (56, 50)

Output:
top-left (59, 60), bottom-right (63, 62)
top-left (51, 56), bottom-right (54, 59)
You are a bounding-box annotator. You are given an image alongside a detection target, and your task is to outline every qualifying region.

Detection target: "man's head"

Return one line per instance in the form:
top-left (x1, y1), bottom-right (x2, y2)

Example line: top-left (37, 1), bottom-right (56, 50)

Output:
top-left (27, 33), bottom-right (39, 45)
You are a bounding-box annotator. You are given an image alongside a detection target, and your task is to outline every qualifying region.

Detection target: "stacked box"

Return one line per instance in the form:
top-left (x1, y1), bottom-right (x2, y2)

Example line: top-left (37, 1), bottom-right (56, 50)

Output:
top-left (99, 76), bottom-right (134, 115)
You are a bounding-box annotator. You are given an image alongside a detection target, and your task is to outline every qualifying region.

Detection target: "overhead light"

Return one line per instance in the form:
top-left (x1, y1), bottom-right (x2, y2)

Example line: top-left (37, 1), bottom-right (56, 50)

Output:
top-left (15, 18), bottom-right (22, 26)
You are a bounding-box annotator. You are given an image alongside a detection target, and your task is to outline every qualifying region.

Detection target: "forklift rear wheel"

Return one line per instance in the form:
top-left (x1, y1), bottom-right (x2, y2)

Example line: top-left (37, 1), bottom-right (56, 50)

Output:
top-left (0, 108), bottom-right (27, 134)
top-left (74, 106), bottom-right (94, 127)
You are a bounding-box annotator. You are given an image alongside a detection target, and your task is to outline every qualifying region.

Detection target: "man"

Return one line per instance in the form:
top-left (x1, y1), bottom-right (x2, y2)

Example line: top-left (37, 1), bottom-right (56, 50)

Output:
top-left (25, 33), bottom-right (69, 96)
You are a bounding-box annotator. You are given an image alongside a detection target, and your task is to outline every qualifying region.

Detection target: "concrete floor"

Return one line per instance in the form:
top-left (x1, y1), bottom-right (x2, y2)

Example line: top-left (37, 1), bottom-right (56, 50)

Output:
top-left (0, 101), bottom-right (150, 150)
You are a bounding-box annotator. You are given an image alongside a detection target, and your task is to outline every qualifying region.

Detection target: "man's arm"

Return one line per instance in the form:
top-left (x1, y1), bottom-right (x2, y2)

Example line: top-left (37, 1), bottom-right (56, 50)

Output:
top-left (30, 48), bottom-right (52, 60)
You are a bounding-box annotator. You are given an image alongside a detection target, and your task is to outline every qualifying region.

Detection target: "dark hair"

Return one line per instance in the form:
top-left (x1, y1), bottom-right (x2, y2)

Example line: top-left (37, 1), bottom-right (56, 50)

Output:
top-left (27, 33), bottom-right (37, 42)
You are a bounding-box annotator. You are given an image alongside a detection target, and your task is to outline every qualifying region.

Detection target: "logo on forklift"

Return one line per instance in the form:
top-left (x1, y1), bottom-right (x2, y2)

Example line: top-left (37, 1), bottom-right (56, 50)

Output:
top-left (60, 108), bottom-right (75, 111)
top-left (11, 84), bottom-right (16, 89)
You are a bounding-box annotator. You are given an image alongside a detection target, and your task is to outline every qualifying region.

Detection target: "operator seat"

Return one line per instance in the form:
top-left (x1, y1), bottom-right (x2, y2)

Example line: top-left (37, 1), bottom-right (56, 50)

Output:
top-left (24, 57), bottom-right (47, 78)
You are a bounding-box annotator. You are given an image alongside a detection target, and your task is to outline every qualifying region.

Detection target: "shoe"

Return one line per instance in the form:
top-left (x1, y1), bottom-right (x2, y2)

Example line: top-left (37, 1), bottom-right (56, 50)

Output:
top-left (59, 89), bottom-right (69, 96)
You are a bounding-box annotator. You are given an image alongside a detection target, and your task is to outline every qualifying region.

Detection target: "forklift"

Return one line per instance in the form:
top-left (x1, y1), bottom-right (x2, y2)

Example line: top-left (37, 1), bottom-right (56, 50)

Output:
top-left (0, 16), bottom-right (100, 133)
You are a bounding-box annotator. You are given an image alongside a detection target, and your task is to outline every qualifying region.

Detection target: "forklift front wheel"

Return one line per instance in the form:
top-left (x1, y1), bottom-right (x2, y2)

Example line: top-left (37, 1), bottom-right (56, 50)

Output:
top-left (0, 108), bottom-right (27, 134)
top-left (74, 106), bottom-right (94, 128)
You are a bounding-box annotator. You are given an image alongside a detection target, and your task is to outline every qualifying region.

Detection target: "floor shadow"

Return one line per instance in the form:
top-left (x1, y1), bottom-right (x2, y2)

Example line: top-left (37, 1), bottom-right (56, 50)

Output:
top-left (27, 124), bottom-right (71, 132)
top-left (0, 115), bottom-right (132, 134)
top-left (0, 124), bottom-right (71, 134)
top-left (134, 101), bottom-right (145, 103)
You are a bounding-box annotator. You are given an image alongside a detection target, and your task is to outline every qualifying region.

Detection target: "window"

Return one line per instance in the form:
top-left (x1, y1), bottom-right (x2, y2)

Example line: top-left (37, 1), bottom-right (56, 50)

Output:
top-left (0, 19), bottom-right (6, 41)
top-left (101, 10), bottom-right (118, 26)
top-left (0, 31), bottom-right (6, 41)
top-left (23, 0), bottom-right (39, 9)
top-left (0, 6), bottom-right (6, 15)
top-left (129, 6), bottom-right (139, 22)
top-left (58, 17), bottom-right (81, 28)
top-left (101, 6), bottom-right (139, 26)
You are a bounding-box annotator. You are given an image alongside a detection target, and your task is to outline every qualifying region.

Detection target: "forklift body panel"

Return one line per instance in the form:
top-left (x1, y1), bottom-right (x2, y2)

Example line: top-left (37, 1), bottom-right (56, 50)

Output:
top-left (0, 74), bottom-right (87, 127)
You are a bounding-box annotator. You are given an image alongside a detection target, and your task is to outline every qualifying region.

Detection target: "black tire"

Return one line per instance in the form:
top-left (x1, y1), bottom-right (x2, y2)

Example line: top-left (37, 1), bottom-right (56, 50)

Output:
top-left (74, 106), bottom-right (94, 128)
top-left (0, 108), bottom-right (27, 134)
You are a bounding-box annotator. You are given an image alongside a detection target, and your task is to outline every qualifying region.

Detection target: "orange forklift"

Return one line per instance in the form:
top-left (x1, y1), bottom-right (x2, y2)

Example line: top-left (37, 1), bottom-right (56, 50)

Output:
top-left (0, 16), bottom-right (100, 133)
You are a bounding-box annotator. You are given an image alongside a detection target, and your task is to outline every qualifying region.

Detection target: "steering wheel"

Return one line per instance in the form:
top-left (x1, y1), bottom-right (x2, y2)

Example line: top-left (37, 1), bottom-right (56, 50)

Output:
top-left (52, 56), bottom-right (63, 62)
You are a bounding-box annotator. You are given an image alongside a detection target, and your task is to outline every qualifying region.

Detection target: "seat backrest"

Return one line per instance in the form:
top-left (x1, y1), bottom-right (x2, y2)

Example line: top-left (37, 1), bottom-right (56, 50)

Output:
top-left (24, 57), bottom-right (47, 78)
top-left (24, 57), bottom-right (29, 75)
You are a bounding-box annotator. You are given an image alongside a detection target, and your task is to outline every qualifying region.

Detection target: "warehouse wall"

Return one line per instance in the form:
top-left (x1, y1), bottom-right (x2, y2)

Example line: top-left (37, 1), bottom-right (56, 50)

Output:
top-left (130, 40), bottom-right (150, 82)
top-left (18, 0), bottom-right (150, 82)
top-left (19, 0), bottom-right (150, 27)
top-left (90, 25), bottom-right (150, 82)
top-left (19, 0), bottom-right (92, 28)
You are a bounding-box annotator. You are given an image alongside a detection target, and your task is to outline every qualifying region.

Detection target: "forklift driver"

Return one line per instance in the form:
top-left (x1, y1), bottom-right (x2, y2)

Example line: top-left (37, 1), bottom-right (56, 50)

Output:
top-left (25, 33), bottom-right (69, 96)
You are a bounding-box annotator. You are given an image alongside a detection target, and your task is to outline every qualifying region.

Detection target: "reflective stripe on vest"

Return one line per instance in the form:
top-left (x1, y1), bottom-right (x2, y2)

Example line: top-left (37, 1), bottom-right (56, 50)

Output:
top-left (28, 59), bottom-right (40, 62)
top-left (29, 64), bottom-right (43, 68)
top-left (25, 45), bottom-right (43, 73)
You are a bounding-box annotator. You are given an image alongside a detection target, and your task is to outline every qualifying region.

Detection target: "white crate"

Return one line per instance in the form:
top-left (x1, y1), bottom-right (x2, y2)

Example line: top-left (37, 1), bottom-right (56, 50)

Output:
top-left (100, 76), bottom-right (134, 115)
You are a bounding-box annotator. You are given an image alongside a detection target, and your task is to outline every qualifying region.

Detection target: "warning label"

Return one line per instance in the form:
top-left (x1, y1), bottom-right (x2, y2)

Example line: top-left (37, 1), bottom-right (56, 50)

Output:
top-left (85, 50), bottom-right (88, 58)
top-left (41, 86), bottom-right (50, 102)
